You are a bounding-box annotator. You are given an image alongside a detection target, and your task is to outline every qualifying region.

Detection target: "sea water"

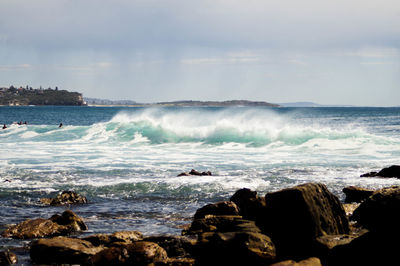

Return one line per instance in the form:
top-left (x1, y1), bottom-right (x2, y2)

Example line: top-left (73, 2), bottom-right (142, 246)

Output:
top-left (1, 106), bottom-right (400, 263)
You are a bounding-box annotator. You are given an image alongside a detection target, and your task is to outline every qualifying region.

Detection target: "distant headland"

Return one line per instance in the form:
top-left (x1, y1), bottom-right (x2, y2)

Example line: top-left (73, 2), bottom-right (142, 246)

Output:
top-left (85, 98), bottom-right (280, 107)
top-left (0, 86), bottom-right (85, 106)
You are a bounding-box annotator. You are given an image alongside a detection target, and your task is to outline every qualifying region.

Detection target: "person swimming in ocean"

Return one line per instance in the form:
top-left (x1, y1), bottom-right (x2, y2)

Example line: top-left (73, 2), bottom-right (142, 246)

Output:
top-left (59, 123), bottom-right (63, 128)
top-left (2, 124), bottom-right (6, 129)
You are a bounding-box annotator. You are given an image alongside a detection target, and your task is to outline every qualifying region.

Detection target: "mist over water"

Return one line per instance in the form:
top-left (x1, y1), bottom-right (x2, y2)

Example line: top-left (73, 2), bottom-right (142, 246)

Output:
top-left (1, 106), bottom-right (400, 263)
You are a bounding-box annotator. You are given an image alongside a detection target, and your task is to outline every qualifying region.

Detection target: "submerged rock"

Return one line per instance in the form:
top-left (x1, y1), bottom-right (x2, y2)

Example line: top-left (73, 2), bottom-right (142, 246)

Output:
top-left (2, 210), bottom-right (87, 239)
top-left (177, 169), bottom-right (212, 177)
top-left (361, 165), bottom-right (400, 178)
top-left (342, 186), bottom-right (374, 203)
top-left (40, 190), bottom-right (88, 206)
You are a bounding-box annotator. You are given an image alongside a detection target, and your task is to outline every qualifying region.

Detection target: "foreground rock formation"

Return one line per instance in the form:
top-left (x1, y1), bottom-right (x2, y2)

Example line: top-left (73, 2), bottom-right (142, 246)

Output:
top-left (2, 182), bottom-right (400, 265)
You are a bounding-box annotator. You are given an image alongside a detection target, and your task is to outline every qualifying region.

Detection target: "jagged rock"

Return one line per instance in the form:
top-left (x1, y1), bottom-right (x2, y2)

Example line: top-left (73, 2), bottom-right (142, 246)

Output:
top-left (342, 186), bottom-right (374, 203)
top-left (262, 183), bottom-right (349, 260)
top-left (361, 165), bottom-right (400, 178)
top-left (2, 210), bottom-right (87, 239)
top-left (90, 241), bottom-right (168, 266)
top-left (193, 231), bottom-right (276, 265)
top-left (39, 190), bottom-right (88, 205)
top-left (157, 257), bottom-right (195, 265)
top-left (351, 186), bottom-right (400, 232)
top-left (230, 188), bottom-right (267, 222)
top-left (270, 257), bottom-right (321, 266)
top-left (0, 250), bottom-right (18, 265)
top-left (183, 215), bottom-right (261, 235)
top-left (177, 169), bottom-right (212, 177)
top-left (193, 201), bottom-right (240, 219)
top-left (30, 236), bottom-right (103, 265)
top-left (83, 231), bottom-right (143, 247)
top-left (144, 236), bottom-right (195, 258)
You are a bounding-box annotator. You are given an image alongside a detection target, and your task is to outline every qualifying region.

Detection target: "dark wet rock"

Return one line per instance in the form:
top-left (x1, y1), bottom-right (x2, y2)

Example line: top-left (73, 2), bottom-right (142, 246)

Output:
top-left (1, 210), bottom-right (87, 239)
top-left (156, 257), bottom-right (195, 266)
top-left (271, 257), bottom-right (321, 266)
top-left (193, 231), bottom-right (276, 265)
top-left (193, 201), bottom-right (240, 219)
top-left (90, 241), bottom-right (168, 266)
top-left (30, 236), bottom-right (103, 265)
top-left (40, 190), bottom-right (88, 205)
top-left (262, 183), bottom-right (349, 260)
top-left (82, 231), bottom-right (143, 247)
top-left (230, 188), bottom-right (267, 222)
top-left (342, 186), bottom-right (374, 203)
top-left (361, 165), bottom-right (400, 178)
top-left (0, 250), bottom-right (18, 265)
top-left (351, 185), bottom-right (400, 232)
top-left (177, 169), bottom-right (212, 177)
top-left (183, 215), bottom-right (261, 235)
top-left (326, 230), bottom-right (399, 266)
top-left (144, 236), bottom-right (195, 258)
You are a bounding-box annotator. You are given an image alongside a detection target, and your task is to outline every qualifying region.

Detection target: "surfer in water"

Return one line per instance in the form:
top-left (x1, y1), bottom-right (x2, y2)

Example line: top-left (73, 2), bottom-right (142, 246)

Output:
top-left (2, 124), bottom-right (7, 129)
top-left (59, 123), bottom-right (63, 128)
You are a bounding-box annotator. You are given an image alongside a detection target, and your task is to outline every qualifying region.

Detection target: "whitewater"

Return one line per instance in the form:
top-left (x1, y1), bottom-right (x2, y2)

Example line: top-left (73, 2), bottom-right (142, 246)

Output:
top-left (1, 106), bottom-right (400, 263)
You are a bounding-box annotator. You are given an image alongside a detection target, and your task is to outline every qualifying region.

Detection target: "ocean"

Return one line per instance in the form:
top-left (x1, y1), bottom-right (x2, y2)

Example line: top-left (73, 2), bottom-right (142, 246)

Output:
top-left (1, 106), bottom-right (400, 263)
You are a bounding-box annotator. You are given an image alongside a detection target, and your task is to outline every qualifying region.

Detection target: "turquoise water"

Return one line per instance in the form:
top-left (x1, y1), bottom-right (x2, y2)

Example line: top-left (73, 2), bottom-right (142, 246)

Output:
top-left (1, 106), bottom-right (400, 263)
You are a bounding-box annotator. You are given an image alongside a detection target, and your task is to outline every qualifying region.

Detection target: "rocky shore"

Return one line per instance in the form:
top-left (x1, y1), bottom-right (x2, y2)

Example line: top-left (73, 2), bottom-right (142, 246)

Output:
top-left (1, 167), bottom-right (400, 265)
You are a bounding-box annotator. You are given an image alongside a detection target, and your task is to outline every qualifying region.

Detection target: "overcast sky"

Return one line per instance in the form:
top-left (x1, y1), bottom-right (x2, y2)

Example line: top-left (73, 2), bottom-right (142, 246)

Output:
top-left (1, 0), bottom-right (399, 106)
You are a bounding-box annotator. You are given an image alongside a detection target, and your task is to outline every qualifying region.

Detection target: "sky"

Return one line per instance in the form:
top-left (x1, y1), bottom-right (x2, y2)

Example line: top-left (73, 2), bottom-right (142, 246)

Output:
top-left (0, 0), bottom-right (399, 106)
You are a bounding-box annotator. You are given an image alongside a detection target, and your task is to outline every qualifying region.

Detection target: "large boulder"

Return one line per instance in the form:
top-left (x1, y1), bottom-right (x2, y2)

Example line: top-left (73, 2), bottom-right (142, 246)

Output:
top-left (30, 236), bottom-right (103, 265)
top-left (361, 165), bottom-right (400, 178)
top-left (351, 185), bottom-right (400, 232)
top-left (90, 241), bottom-right (168, 266)
top-left (0, 250), bottom-right (18, 265)
top-left (194, 231), bottom-right (276, 265)
top-left (2, 210), bottom-right (87, 239)
top-left (230, 188), bottom-right (267, 222)
top-left (193, 201), bottom-right (240, 219)
top-left (40, 190), bottom-right (88, 205)
top-left (262, 183), bottom-right (349, 259)
top-left (342, 186), bottom-right (375, 203)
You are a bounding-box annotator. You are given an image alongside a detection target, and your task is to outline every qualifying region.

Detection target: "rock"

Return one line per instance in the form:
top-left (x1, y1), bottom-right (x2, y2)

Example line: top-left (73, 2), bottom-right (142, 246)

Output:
top-left (262, 183), bottom-right (349, 260)
top-left (177, 169), bottom-right (212, 177)
top-left (0, 250), bottom-right (18, 265)
top-left (327, 230), bottom-right (399, 266)
top-left (193, 231), bottom-right (276, 265)
top-left (2, 210), bottom-right (87, 239)
top-left (230, 188), bottom-right (267, 222)
top-left (351, 185), bottom-right (400, 232)
top-left (361, 165), bottom-right (400, 178)
top-left (193, 201), bottom-right (240, 220)
top-left (30, 236), bottom-right (103, 265)
top-left (40, 190), bottom-right (88, 205)
top-left (183, 215), bottom-right (261, 235)
top-left (143, 236), bottom-right (195, 258)
top-left (342, 186), bottom-right (374, 203)
top-left (90, 241), bottom-right (168, 266)
top-left (157, 257), bottom-right (195, 266)
top-left (271, 257), bottom-right (321, 266)
top-left (83, 231), bottom-right (143, 247)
